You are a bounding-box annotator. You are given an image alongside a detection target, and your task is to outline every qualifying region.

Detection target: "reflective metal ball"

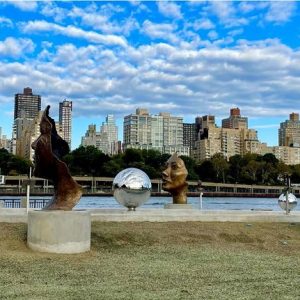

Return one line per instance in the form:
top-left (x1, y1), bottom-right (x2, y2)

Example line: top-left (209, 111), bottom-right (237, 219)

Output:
top-left (278, 192), bottom-right (297, 211)
top-left (112, 168), bottom-right (152, 210)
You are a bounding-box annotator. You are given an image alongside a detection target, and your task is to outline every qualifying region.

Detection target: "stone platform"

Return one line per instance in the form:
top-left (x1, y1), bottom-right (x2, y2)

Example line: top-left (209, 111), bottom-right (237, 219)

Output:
top-left (27, 210), bottom-right (91, 254)
top-left (0, 208), bottom-right (300, 223)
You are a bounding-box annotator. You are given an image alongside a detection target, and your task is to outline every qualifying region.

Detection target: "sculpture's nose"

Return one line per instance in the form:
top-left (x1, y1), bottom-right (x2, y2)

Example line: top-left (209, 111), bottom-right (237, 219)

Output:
top-left (162, 167), bottom-right (170, 178)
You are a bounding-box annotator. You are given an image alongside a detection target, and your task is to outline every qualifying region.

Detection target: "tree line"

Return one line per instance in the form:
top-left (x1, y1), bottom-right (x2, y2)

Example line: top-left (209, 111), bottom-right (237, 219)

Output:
top-left (1, 146), bottom-right (300, 185)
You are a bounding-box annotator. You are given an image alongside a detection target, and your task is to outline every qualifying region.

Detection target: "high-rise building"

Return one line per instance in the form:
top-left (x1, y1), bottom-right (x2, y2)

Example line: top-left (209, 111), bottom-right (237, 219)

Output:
top-left (13, 87), bottom-right (41, 154)
top-left (99, 115), bottom-right (118, 155)
top-left (279, 113), bottom-right (300, 147)
top-left (14, 87), bottom-right (41, 120)
top-left (0, 127), bottom-right (10, 152)
top-left (17, 111), bottom-right (43, 161)
top-left (123, 108), bottom-right (189, 156)
top-left (192, 114), bottom-right (259, 161)
top-left (123, 109), bottom-right (152, 147)
top-left (222, 107), bottom-right (248, 129)
top-left (183, 123), bottom-right (196, 155)
top-left (81, 124), bottom-right (101, 149)
top-left (81, 115), bottom-right (119, 155)
top-left (59, 100), bottom-right (72, 148)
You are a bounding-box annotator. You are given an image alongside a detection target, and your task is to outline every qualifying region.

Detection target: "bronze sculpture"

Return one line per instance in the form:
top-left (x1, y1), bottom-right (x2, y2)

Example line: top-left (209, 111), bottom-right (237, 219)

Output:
top-left (31, 105), bottom-right (82, 210)
top-left (161, 152), bottom-right (188, 204)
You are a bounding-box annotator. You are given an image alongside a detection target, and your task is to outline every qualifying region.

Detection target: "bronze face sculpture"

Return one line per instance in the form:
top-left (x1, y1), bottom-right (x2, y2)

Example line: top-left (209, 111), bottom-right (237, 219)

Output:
top-left (161, 153), bottom-right (188, 204)
top-left (31, 105), bottom-right (82, 210)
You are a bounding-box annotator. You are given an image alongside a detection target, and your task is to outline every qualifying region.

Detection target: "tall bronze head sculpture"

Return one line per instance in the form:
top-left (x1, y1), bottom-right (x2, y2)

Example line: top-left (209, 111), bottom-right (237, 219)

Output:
top-left (31, 105), bottom-right (82, 210)
top-left (161, 153), bottom-right (188, 204)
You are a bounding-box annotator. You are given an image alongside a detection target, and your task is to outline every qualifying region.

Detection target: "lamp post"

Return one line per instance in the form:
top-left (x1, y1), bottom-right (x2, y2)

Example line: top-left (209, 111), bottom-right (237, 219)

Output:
top-left (26, 167), bottom-right (32, 213)
top-left (198, 180), bottom-right (203, 210)
top-left (285, 173), bottom-right (291, 215)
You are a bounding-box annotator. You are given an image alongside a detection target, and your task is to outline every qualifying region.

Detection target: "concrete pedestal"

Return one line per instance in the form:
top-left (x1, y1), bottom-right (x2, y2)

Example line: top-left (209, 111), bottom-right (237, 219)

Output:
top-left (27, 210), bottom-right (91, 254)
top-left (164, 204), bottom-right (193, 209)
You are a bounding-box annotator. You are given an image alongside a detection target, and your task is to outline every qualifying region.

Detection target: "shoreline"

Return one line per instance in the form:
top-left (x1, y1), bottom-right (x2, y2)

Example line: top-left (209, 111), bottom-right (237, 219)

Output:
top-left (0, 191), bottom-right (293, 198)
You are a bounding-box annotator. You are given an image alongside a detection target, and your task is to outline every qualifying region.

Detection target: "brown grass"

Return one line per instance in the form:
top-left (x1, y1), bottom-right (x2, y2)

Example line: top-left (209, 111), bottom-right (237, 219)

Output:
top-left (0, 221), bottom-right (300, 299)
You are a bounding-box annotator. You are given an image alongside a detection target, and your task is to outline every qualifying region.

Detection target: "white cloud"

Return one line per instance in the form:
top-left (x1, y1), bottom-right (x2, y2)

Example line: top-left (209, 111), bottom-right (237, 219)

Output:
top-left (0, 16), bottom-right (13, 27)
top-left (142, 20), bottom-right (179, 44)
top-left (21, 20), bottom-right (128, 47)
top-left (265, 2), bottom-right (296, 24)
top-left (8, 0), bottom-right (37, 11)
top-left (0, 37), bottom-right (34, 58)
top-left (193, 18), bottom-right (215, 30)
top-left (208, 30), bottom-right (218, 40)
top-left (157, 1), bottom-right (182, 19)
top-left (68, 5), bottom-right (140, 36)
top-left (238, 2), bottom-right (256, 14)
top-left (40, 2), bottom-right (68, 23)
top-left (1, 36), bottom-right (300, 130)
top-left (209, 1), bottom-right (249, 28)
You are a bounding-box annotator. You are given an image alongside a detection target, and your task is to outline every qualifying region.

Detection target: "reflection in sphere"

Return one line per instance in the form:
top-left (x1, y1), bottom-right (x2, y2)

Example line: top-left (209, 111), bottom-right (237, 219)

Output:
top-left (278, 192), bottom-right (297, 211)
top-left (112, 168), bottom-right (152, 210)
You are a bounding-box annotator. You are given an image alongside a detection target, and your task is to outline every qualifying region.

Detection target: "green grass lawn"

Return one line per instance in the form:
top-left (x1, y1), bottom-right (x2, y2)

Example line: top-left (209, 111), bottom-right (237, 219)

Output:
top-left (1, 221), bottom-right (300, 299)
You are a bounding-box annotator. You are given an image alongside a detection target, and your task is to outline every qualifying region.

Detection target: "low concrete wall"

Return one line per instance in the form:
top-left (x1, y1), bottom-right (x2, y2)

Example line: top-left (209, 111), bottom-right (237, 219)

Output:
top-left (27, 210), bottom-right (91, 254)
top-left (0, 208), bottom-right (28, 223)
top-left (89, 208), bottom-right (300, 223)
top-left (1, 208), bottom-right (300, 223)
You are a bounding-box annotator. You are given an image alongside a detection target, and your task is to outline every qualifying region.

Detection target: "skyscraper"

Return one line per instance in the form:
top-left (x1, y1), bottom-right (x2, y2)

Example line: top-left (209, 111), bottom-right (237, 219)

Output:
top-left (81, 115), bottom-right (119, 155)
top-left (14, 87), bottom-right (41, 120)
top-left (59, 100), bottom-right (72, 148)
top-left (13, 87), bottom-right (41, 154)
top-left (99, 115), bottom-right (118, 155)
top-left (183, 123), bottom-right (196, 155)
top-left (279, 113), bottom-right (300, 147)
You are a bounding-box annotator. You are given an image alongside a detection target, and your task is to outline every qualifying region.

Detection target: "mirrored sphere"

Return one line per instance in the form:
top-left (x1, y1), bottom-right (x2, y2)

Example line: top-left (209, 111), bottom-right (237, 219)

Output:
top-left (278, 192), bottom-right (297, 211)
top-left (112, 168), bottom-right (152, 210)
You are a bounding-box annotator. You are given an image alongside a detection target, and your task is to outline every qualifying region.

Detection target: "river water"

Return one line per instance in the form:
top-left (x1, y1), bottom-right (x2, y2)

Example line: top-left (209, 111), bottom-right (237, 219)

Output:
top-left (74, 196), bottom-right (298, 211)
top-left (1, 196), bottom-right (298, 211)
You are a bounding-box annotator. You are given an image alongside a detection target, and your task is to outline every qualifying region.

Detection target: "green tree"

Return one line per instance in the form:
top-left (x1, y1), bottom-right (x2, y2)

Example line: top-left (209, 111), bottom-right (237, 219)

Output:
top-left (196, 160), bottom-right (216, 182)
top-left (123, 148), bottom-right (144, 167)
top-left (228, 154), bottom-right (244, 183)
top-left (102, 154), bottom-right (125, 177)
top-left (7, 155), bottom-right (32, 175)
top-left (65, 146), bottom-right (110, 176)
top-left (290, 164), bottom-right (300, 184)
top-left (211, 153), bottom-right (229, 183)
top-left (0, 148), bottom-right (11, 175)
top-left (242, 160), bottom-right (261, 183)
top-left (180, 155), bottom-right (198, 180)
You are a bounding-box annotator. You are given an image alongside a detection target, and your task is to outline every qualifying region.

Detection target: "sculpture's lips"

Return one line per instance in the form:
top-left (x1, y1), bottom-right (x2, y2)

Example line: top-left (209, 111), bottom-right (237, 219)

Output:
top-left (162, 178), bottom-right (172, 185)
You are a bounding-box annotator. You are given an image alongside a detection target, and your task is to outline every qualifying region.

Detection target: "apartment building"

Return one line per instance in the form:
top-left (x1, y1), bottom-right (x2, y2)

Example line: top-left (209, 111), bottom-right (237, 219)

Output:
top-left (279, 113), bottom-right (300, 147)
top-left (123, 108), bottom-right (189, 156)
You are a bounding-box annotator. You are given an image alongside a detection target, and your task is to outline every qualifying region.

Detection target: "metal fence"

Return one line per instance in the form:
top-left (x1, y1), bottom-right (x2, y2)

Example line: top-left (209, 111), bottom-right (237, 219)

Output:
top-left (2, 199), bottom-right (49, 209)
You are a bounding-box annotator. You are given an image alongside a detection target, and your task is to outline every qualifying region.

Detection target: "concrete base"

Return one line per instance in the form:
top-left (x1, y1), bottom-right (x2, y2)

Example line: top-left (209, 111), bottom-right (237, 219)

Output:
top-left (27, 210), bottom-right (91, 254)
top-left (164, 204), bottom-right (193, 209)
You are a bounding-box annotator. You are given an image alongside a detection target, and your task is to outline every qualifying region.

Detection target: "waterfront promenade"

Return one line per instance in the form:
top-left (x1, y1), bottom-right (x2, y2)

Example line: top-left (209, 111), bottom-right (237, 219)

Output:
top-left (0, 175), bottom-right (298, 197)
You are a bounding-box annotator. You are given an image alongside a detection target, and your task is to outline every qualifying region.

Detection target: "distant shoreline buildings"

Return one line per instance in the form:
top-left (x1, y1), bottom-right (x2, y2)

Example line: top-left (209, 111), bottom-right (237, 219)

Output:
top-left (1, 87), bottom-right (300, 165)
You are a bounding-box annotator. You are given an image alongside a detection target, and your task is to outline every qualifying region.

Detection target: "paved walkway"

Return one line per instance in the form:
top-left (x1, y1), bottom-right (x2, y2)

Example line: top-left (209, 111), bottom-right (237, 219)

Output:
top-left (1, 208), bottom-right (300, 223)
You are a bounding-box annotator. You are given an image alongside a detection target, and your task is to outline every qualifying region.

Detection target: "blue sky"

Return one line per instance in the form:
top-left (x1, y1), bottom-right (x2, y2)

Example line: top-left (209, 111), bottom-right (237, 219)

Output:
top-left (0, 1), bottom-right (300, 149)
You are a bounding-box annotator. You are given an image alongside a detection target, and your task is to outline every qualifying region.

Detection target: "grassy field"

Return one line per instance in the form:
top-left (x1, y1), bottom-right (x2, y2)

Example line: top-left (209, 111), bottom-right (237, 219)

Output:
top-left (0, 221), bottom-right (300, 299)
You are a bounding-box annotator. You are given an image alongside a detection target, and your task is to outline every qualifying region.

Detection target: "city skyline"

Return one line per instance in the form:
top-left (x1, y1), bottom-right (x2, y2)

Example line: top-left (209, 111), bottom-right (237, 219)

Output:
top-left (1, 1), bottom-right (300, 149)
